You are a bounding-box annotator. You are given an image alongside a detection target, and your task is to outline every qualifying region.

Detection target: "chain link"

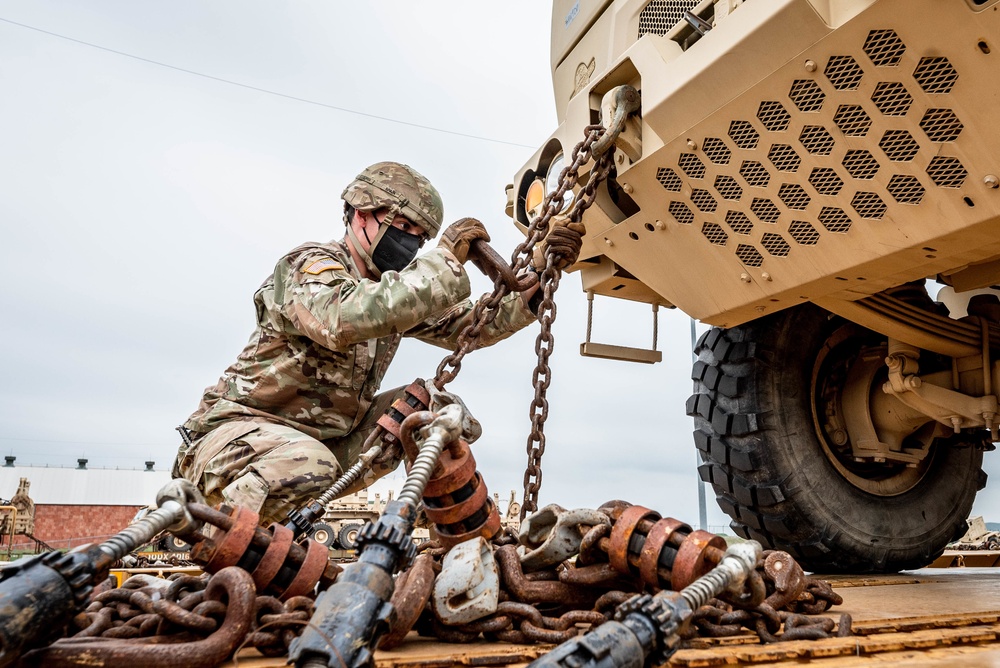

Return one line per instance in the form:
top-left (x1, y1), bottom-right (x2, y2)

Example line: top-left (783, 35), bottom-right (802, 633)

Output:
top-left (72, 571), bottom-right (315, 655)
top-left (421, 534), bottom-right (849, 647)
top-left (427, 123), bottom-right (618, 519)
top-left (520, 127), bottom-right (616, 519)
top-left (432, 126), bottom-right (611, 390)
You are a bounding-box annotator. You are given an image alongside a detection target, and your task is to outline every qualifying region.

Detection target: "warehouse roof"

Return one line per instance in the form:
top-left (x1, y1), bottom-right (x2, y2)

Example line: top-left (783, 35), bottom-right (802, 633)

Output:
top-left (0, 464), bottom-right (172, 506)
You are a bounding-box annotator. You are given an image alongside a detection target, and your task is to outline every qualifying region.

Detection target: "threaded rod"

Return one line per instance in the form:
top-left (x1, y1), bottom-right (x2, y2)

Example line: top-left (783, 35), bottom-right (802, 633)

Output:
top-left (99, 500), bottom-right (184, 561)
top-left (680, 542), bottom-right (760, 611)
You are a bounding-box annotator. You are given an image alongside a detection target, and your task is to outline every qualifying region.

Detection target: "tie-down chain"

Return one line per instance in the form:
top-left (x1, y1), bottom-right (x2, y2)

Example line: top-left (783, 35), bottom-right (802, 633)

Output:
top-left (3, 404), bottom-right (849, 667)
top-left (433, 86), bottom-right (641, 520)
top-left (382, 498), bottom-right (851, 650)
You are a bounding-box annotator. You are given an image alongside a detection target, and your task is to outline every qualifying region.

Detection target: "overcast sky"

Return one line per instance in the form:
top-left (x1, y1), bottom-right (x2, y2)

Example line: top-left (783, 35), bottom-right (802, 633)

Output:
top-left (0, 2), bottom-right (994, 530)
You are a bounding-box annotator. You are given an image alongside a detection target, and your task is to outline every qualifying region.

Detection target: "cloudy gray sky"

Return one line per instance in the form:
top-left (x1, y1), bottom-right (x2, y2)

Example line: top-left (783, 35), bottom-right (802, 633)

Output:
top-left (0, 1), bottom-right (994, 531)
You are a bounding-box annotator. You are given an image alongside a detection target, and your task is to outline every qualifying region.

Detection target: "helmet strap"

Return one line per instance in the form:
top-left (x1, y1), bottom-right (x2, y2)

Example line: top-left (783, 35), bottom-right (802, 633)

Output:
top-left (345, 213), bottom-right (384, 279)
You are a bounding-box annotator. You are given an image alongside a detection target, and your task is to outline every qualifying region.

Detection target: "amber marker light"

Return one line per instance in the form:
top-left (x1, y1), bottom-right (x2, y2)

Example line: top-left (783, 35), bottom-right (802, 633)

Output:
top-left (525, 178), bottom-right (546, 219)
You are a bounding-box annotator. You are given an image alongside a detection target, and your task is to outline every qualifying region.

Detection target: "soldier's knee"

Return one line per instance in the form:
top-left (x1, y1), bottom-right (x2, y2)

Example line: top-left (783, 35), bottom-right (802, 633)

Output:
top-left (221, 470), bottom-right (270, 516)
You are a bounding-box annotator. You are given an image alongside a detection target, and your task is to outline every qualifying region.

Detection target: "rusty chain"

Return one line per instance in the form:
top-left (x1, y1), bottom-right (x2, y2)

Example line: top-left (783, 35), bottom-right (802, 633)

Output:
top-left (432, 125), bottom-right (613, 393)
top-left (428, 124), bottom-right (617, 524)
top-left (519, 131), bottom-right (615, 519)
top-left (31, 505), bottom-right (847, 661)
top-left (51, 569), bottom-right (316, 664)
top-left (394, 505), bottom-right (851, 649)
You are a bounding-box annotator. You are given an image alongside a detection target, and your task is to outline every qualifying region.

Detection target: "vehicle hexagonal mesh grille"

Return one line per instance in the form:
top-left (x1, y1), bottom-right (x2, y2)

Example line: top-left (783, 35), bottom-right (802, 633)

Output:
top-left (715, 175), bottom-right (743, 200)
top-left (887, 175), bottom-right (925, 204)
top-left (669, 200), bottom-right (694, 224)
top-left (789, 79), bottom-right (825, 111)
top-left (789, 220), bottom-right (820, 245)
top-left (638, 0), bottom-right (700, 37)
top-left (871, 82), bottom-right (912, 116)
top-left (913, 57), bottom-right (958, 93)
top-left (679, 152), bottom-right (707, 178)
top-left (761, 232), bottom-right (791, 256)
top-left (740, 160), bottom-right (770, 187)
top-left (702, 222), bottom-right (728, 245)
top-left (843, 150), bottom-right (880, 179)
top-left (736, 243), bottom-right (764, 267)
top-left (757, 101), bottom-right (791, 131)
top-left (702, 137), bottom-right (731, 164)
top-left (824, 56), bottom-right (864, 90)
top-left (768, 144), bottom-right (801, 172)
top-left (880, 130), bottom-right (920, 161)
top-left (809, 167), bottom-right (844, 196)
top-left (864, 29), bottom-right (905, 66)
top-left (726, 210), bottom-right (754, 235)
top-left (648, 25), bottom-right (968, 267)
top-left (656, 167), bottom-right (683, 192)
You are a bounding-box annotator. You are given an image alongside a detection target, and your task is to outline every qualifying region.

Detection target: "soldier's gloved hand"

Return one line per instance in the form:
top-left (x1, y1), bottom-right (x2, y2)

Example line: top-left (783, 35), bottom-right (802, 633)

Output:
top-left (438, 217), bottom-right (491, 264)
top-left (532, 215), bottom-right (586, 271)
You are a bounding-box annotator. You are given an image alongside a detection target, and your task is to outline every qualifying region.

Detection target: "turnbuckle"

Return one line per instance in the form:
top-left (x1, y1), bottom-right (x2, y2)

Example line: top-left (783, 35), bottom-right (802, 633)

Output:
top-left (583, 502), bottom-right (728, 591)
top-left (188, 503), bottom-right (340, 600)
top-left (400, 410), bottom-right (501, 548)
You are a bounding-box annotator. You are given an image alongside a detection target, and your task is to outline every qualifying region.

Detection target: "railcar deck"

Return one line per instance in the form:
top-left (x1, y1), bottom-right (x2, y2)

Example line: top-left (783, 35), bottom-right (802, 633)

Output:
top-left (227, 560), bottom-right (1000, 667)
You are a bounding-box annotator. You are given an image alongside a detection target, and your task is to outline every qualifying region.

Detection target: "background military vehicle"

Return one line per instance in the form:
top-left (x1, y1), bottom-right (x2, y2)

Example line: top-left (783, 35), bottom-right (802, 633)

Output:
top-left (508, 0), bottom-right (999, 572)
top-left (947, 515), bottom-right (1000, 550)
top-left (312, 489), bottom-right (521, 553)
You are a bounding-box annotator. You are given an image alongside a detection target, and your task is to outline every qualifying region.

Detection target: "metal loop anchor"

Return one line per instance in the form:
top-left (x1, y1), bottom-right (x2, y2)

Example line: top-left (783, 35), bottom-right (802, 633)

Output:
top-left (517, 504), bottom-right (610, 572)
top-left (590, 85), bottom-right (641, 157)
top-left (433, 537), bottom-right (500, 626)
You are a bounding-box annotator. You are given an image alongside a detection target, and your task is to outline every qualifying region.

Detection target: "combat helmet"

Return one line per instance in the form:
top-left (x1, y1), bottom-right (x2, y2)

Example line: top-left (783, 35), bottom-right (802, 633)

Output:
top-left (341, 161), bottom-right (444, 237)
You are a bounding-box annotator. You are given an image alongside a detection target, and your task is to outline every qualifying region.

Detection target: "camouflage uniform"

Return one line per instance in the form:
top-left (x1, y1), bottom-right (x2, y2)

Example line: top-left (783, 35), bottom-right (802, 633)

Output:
top-left (174, 238), bottom-right (535, 524)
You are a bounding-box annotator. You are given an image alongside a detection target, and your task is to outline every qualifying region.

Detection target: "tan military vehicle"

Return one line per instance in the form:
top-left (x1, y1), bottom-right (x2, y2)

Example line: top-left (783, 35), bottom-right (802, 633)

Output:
top-left (308, 489), bottom-right (384, 551)
top-left (508, 0), bottom-right (999, 572)
top-left (311, 489), bottom-right (521, 553)
top-left (948, 515), bottom-right (1000, 550)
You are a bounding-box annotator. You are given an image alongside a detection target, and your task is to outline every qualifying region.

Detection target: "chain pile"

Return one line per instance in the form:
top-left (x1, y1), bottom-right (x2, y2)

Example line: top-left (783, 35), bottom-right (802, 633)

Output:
top-left (386, 501), bottom-right (851, 650)
top-left (20, 568), bottom-right (314, 667)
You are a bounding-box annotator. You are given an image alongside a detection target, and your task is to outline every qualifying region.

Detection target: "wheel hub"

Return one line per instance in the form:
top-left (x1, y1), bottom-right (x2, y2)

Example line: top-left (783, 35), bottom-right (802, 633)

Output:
top-left (811, 326), bottom-right (935, 496)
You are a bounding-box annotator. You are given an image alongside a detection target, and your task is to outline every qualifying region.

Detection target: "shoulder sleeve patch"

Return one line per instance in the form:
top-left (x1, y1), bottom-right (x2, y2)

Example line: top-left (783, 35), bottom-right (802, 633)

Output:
top-left (303, 258), bottom-right (345, 275)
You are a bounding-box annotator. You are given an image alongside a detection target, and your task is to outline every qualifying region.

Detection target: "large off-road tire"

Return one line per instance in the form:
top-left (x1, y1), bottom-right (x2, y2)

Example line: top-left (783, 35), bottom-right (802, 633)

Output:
top-left (310, 522), bottom-right (336, 547)
top-left (161, 534), bottom-right (190, 553)
top-left (338, 523), bottom-right (363, 550)
top-left (687, 303), bottom-right (986, 573)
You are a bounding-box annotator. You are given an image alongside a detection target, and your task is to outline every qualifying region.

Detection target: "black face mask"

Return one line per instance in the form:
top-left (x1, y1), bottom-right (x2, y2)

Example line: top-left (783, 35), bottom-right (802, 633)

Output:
top-left (371, 223), bottom-right (422, 273)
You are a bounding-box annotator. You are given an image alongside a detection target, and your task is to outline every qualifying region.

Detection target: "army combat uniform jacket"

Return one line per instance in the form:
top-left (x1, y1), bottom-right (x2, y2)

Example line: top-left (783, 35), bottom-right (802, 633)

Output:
top-left (174, 239), bottom-right (535, 522)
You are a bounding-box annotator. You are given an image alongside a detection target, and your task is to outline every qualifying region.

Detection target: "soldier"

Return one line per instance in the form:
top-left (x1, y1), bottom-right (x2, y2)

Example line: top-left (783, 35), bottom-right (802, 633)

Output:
top-left (172, 161), bottom-right (583, 525)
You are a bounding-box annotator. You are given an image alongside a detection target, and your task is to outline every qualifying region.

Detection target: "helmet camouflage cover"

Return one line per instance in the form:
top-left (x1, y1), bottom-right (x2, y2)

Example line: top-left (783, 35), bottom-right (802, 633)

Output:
top-left (341, 161), bottom-right (444, 237)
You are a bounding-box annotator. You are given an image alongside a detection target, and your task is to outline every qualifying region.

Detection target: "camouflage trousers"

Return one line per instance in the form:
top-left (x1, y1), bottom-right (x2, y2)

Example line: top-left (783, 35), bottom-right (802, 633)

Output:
top-left (172, 388), bottom-right (406, 526)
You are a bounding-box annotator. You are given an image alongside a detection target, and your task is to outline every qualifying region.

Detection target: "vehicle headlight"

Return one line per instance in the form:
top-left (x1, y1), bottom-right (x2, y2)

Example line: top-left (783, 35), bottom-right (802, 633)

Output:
top-left (524, 153), bottom-right (575, 222)
top-left (545, 153), bottom-right (574, 214)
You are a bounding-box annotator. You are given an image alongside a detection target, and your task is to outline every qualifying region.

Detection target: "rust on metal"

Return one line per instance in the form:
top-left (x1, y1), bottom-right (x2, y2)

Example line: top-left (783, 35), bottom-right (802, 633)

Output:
top-left (423, 472), bottom-right (490, 525)
top-left (280, 536), bottom-right (329, 599)
top-left (639, 517), bottom-right (690, 586)
top-left (468, 239), bottom-right (540, 293)
top-left (22, 567), bottom-right (256, 668)
top-left (400, 416), bottom-right (501, 549)
top-left (435, 500), bottom-right (502, 548)
top-left (251, 522), bottom-right (294, 593)
top-left (185, 502), bottom-right (338, 600)
top-left (494, 544), bottom-right (596, 608)
top-left (671, 530), bottom-right (727, 590)
top-left (608, 504), bottom-right (660, 575)
top-left (380, 554), bottom-right (437, 650)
